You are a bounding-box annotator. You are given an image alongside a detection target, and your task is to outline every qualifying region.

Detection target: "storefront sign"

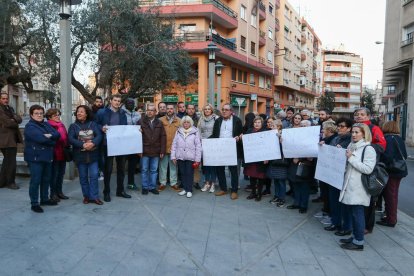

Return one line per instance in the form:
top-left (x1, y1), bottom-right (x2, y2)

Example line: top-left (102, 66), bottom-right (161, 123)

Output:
top-left (185, 94), bottom-right (198, 105)
top-left (162, 95), bottom-right (179, 102)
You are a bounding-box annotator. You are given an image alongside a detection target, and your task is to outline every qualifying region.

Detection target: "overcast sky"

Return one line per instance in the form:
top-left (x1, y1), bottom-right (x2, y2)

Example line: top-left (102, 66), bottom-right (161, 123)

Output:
top-left (288, 0), bottom-right (386, 88)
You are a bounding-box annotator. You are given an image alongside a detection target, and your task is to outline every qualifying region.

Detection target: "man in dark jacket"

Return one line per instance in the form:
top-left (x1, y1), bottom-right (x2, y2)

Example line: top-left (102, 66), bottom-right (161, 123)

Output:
top-left (137, 103), bottom-right (166, 195)
top-left (0, 93), bottom-right (23, 189)
top-left (96, 94), bottom-right (131, 202)
top-left (210, 103), bottom-right (243, 200)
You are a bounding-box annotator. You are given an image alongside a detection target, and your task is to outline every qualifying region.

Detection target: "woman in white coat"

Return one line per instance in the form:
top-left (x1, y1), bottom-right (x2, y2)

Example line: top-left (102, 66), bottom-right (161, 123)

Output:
top-left (339, 123), bottom-right (376, 251)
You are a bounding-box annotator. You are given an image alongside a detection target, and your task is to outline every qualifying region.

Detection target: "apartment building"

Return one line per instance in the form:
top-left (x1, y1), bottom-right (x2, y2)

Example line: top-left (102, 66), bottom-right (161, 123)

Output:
top-left (322, 50), bottom-right (363, 116)
top-left (274, 1), bottom-right (321, 112)
top-left (382, 0), bottom-right (414, 145)
top-left (142, 0), bottom-right (281, 118)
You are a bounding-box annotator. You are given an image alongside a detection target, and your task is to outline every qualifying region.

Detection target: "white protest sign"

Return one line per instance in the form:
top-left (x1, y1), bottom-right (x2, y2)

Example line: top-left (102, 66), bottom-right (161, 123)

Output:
top-left (281, 126), bottom-right (320, 158)
top-left (202, 138), bottom-right (237, 166)
top-left (242, 130), bottom-right (281, 163)
top-left (315, 144), bottom-right (347, 190)
top-left (106, 125), bottom-right (142, 156)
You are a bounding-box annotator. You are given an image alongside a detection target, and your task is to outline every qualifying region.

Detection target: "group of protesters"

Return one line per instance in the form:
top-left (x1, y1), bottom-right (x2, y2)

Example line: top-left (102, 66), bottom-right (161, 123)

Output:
top-left (0, 91), bottom-right (409, 251)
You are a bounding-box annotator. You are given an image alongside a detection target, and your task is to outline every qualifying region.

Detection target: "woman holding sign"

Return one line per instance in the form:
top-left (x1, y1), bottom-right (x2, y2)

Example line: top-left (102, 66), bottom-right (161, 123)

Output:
top-left (242, 116), bottom-right (267, 201)
top-left (339, 123), bottom-right (376, 251)
top-left (171, 116), bottom-right (202, 198)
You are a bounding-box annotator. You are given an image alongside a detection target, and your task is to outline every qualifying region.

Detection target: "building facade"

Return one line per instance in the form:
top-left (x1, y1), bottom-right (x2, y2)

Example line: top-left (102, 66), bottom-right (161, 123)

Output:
top-left (382, 0), bottom-right (414, 145)
top-left (322, 50), bottom-right (363, 117)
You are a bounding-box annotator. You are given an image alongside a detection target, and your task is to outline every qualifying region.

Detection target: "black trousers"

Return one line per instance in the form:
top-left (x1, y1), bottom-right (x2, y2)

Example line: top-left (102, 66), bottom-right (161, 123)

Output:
top-left (103, 146), bottom-right (126, 195)
top-left (177, 160), bottom-right (194, 193)
top-left (216, 165), bottom-right (238, 193)
top-left (365, 197), bottom-right (376, 232)
top-left (127, 154), bottom-right (139, 185)
top-left (0, 147), bottom-right (17, 187)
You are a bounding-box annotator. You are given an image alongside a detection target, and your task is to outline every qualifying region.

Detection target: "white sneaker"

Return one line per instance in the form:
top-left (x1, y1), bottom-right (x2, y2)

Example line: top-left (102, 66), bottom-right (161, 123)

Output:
top-left (186, 192), bottom-right (192, 198)
top-left (321, 217), bottom-right (332, 225)
top-left (98, 172), bottom-right (104, 181)
top-left (313, 211), bottom-right (326, 218)
top-left (201, 184), bottom-right (210, 192)
top-left (178, 190), bottom-right (186, 196)
top-left (209, 184), bottom-right (215, 193)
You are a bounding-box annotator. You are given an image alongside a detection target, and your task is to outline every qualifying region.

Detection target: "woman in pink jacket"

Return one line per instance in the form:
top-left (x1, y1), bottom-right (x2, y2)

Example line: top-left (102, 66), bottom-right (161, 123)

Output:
top-left (46, 108), bottom-right (69, 202)
top-left (171, 116), bottom-right (202, 198)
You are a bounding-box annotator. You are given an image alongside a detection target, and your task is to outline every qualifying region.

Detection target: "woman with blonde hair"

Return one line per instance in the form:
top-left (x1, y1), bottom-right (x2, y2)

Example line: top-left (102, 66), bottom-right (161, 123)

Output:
top-left (339, 123), bottom-right (376, 251)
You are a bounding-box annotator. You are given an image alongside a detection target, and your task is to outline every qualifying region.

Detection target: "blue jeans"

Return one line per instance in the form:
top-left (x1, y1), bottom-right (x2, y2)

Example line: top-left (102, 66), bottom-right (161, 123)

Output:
top-left (28, 161), bottom-right (52, 206)
top-left (203, 166), bottom-right (216, 182)
top-left (178, 160), bottom-right (194, 192)
top-left (141, 156), bottom-right (159, 190)
top-left (345, 204), bottom-right (365, 245)
top-left (273, 179), bottom-right (286, 200)
top-left (51, 161), bottom-right (66, 195)
top-left (292, 181), bottom-right (310, 209)
top-left (216, 165), bottom-right (239, 193)
top-left (78, 162), bottom-right (99, 200)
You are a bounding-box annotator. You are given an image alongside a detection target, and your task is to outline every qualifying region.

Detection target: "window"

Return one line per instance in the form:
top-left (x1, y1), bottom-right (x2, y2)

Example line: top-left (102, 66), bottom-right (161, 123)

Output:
top-left (250, 73), bottom-right (255, 86)
top-left (240, 5), bottom-right (246, 20)
top-left (238, 70), bottom-right (243, 82)
top-left (269, 4), bottom-right (273, 14)
top-left (231, 68), bottom-right (237, 81)
top-left (259, 76), bottom-right (265, 88)
top-left (240, 35), bottom-right (246, 50)
top-left (250, 41), bottom-right (256, 56)
top-left (251, 13), bottom-right (257, 27)
top-left (267, 51), bottom-right (273, 63)
top-left (268, 28), bottom-right (273, 39)
top-left (243, 71), bottom-right (248, 83)
top-left (266, 77), bottom-right (271, 89)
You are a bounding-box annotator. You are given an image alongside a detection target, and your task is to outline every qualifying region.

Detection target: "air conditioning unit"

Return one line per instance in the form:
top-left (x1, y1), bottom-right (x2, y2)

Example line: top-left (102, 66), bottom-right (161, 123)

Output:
top-left (299, 77), bottom-right (306, 86)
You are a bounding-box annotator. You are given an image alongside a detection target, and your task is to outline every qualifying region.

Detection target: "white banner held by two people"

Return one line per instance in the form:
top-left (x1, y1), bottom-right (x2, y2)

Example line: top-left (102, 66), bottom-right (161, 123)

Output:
top-left (202, 138), bottom-right (237, 166)
top-left (281, 126), bottom-right (320, 158)
top-left (315, 144), bottom-right (347, 190)
top-left (242, 130), bottom-right (281, 163)
top-left (106, 125), bottom-right (142, 156)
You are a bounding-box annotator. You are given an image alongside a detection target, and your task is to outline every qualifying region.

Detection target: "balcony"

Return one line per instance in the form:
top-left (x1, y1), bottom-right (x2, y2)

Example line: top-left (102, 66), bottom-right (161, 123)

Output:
top-left (301, 34), bottom-right (306, 44)
top-left (329, 87), bottom-right (361, 93)
top-left (259, 30), bottom-right (266, 46)
top-left (313, 60), bottom-right (317, 69)
top-left (335, 97), bottom-right (361, 103)
top-left (333, 107), bottom-right (356, 113)
top-left (401, 33), bottom-right (413, 47)
top-left (324, 54), bottom-right (362, 64)
top-left (324, 76), bottom-right (361, 83)
top-left (275, 0), bottom-right (280, 9)
top-left (144, 0), bottom-right (238, 29)
top-left (259, 1), bottom-right (266, 20)
top-left (313, 46), bottom-right (318, 56)
top-left (324, 66), bottom-right (361, 73)
top-left (300, 68), bottom-right (306, 76)
top-left (259, 56), bottom-right (266, 65)
top-left (275, 18), bottom-right (280, 32)
top-left (174, 31), bottom-right (237, 51)
top-left (301, 52), bottom-right (306, 61)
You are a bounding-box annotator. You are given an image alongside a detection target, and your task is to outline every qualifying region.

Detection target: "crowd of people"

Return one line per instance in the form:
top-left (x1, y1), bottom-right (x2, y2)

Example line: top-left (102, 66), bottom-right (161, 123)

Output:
top-left (0, 92), bottom-right (409, 251)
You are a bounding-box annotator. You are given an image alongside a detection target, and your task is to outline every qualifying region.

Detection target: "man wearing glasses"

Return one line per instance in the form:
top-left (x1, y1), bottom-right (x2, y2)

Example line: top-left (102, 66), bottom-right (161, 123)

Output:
top-left (138, 103), bottom-right (166, 195)
top-left (0, 93), bottom-right (23, 189)
top-left (210, 103), bottom-right (243, 200)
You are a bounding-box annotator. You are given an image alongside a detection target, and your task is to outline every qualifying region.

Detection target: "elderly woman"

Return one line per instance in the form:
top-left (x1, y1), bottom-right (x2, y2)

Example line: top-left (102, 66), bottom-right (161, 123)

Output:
top-left (377, 121), bottom-right (408, 227)
top-left (68, 105), bottom-right (103, 205)
top-left (171, 116), bottom-right (202, 198)
top-left (24, 105), bottom-right (60, 213)
top-left (198, 103), bottom-right (218, 193)
top-left (242, 116), bottom-right (267, 201)
top-left (46, 108), bottom-right (69, 202)
top-left (339, 123), bottom-right (376, 251)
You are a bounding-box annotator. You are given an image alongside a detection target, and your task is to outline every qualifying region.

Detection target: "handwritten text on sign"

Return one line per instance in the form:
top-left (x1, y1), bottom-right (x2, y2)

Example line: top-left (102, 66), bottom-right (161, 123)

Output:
top-left (106, 125), bottom-right (142, 156)
top-left (281, 126), bottom-right (320, 158)
top-left (202, 138), bottom-right (237, 166)
top-left (315, 144), bottom-right (347, 190)
top-left (242, 130), bottom-right (281, 163)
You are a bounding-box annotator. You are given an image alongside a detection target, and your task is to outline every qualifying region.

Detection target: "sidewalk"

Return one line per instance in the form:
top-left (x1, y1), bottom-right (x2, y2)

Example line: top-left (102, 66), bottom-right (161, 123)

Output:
top-left (1, 176), bottom-right (414, 275)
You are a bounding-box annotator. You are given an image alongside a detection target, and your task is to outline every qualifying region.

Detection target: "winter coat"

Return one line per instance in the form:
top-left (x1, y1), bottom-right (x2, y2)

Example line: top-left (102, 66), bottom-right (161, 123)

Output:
top-left (331, 133), bottom-right (352, 148)
top-left (381, 134), bottom-right (408, 178)
top-left (160, 115), bottom-right (181, 154)
top-left (210, 115), bottom-right (243, 159)
top-left (339, 140), bottom-right (376, 206)
top-left (68, 120), bottom-right (103, 164)
top-left (171, 126), bottom-right (202, 162)
top-left (123, 107), bottom-right (141, 126)
top-left (0, 104), bottom-right (23, 148)
top-left (362, 120), bottom-right (386, 151)
top-left (287, 158), bottom-right (316, 183)
top-left (96, 106), bottom-right (128, 127)
top-left (24, 119), bottom-right (60, 163)
top-left (138, 116), bottom-right (166, 157)
top-left (198, 115), bottom-right (217, 139)
top-left (48, 120), bottom-right (68, 161)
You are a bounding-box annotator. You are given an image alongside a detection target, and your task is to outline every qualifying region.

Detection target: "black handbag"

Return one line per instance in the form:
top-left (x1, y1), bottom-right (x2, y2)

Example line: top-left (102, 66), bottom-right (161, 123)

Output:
top-left (388, 136), bottom-right (407, 174)
top-left (361, 146), bottom-right (389, 197)
top-left (63, 146), bottom-right (73, 162)
top-left (296, 162), bottom-right (313, 178)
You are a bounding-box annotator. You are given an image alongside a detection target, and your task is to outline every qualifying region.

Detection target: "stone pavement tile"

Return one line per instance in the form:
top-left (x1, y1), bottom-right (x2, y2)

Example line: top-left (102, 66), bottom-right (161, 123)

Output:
top-left (344, 244), bottom-right (391, 271)
top-left (202, 236), bottom-right (242, 275)
top-left (277, 233), bottom-right (319, 265)
top-left (366, 228), bottom-right (413, 258)
top-left (283, 263), bottom-right (325, 276)
top-left (238, 245), bottom-right (286, 276)
top-left (382, 256), bottom-right (414, 276)
top-left (314, 254), bottom-right (364, 276)
top-left (176, 236), bottom-right (207, 263)
top-left (359, 268), bottom-right (401, 276)
top-left (376, 224), bottom-right (414, 258)
top-left (240, 241), bottom-right (273, 266)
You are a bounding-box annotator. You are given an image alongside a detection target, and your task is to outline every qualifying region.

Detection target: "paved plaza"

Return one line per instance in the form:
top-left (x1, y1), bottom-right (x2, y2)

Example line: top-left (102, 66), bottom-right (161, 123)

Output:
top-left (1, 175), bottom-right (414, 276)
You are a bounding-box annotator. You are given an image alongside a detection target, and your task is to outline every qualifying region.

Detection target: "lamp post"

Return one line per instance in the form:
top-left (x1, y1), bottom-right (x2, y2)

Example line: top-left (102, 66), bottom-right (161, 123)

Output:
top-left (215, 61), bottom-right (223, 110)
top-left (52, 0), bottom-right (82, 179)
top-left (207, 42), bottom-right (219, 106)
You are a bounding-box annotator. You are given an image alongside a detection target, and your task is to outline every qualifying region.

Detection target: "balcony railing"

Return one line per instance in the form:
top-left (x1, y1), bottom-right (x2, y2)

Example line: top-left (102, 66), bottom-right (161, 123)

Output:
top-left (275, 18), bottom-right (280, 31)
top-left (324, 76), bottom-right (361, 83)
top-left (324, 66), bottom-right (361, 73)
top-left (301, 34), bottom-right (306, 44)
top-left (335, 97), bottom-right (360, 103)
top-left (329, 87), bottom-right (361, 93)
top-left (174, 31), bottom-right (236, 51)
top-left (402, 33), bottom-right (414, 47)
top-left (259, 1), bottom-right (266, 11)
top-left (259, 56), bottom-right (266, 65)
top-left (275, 0), bottom-right (280, 9)
top-left (333, 107), bottom-right (356, 113)
top-left (259, 30), bottom-right (266, 38)
top-left (202, 0), bottom-right (237, 18)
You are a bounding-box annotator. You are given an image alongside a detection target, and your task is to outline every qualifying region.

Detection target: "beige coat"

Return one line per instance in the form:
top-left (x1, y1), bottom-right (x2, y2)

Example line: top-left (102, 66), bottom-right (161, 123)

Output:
top-left (0, 105), bottom-right (23, 148)
top-left (339, 140), bottom-right (376, 206)
top-left (160, 115), bottom-right (181, 154)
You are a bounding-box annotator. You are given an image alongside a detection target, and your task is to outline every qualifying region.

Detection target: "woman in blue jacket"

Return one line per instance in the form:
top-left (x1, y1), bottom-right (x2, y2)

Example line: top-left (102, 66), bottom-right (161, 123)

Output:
top-left (24, 105), bottom-right (60, 213)
top-left (68, 105), bottom-right (103, 205)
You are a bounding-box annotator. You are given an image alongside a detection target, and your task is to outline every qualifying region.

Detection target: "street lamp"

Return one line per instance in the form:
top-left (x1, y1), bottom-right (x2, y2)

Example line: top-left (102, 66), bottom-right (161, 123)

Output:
top-left (206, 42), bottom-right (220, 105)
top-left (215, 61), bottom-right (223, 110)
top-left (52, 0), bottom-right (82, 179)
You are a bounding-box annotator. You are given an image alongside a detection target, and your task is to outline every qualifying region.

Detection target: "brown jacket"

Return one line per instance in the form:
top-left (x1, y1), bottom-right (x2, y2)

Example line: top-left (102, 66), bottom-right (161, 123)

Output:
top-left (138, 116), bottom-right (166, 157)
top-left (160, 115), bottom-right (181, 154)
top-left (0, 104), bottom-right (23, 148)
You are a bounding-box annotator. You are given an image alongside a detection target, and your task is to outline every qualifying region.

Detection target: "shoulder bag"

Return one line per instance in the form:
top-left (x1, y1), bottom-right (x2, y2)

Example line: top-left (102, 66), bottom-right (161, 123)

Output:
top-left (388, 136), bottom-right (407, 175)
top-left (361, 146), bottom-right (389, 197)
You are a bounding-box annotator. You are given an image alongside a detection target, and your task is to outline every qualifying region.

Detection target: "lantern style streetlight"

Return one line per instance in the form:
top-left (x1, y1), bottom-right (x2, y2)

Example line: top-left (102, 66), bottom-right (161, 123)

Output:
top-left (215, 61), bottom-right (224, 110)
